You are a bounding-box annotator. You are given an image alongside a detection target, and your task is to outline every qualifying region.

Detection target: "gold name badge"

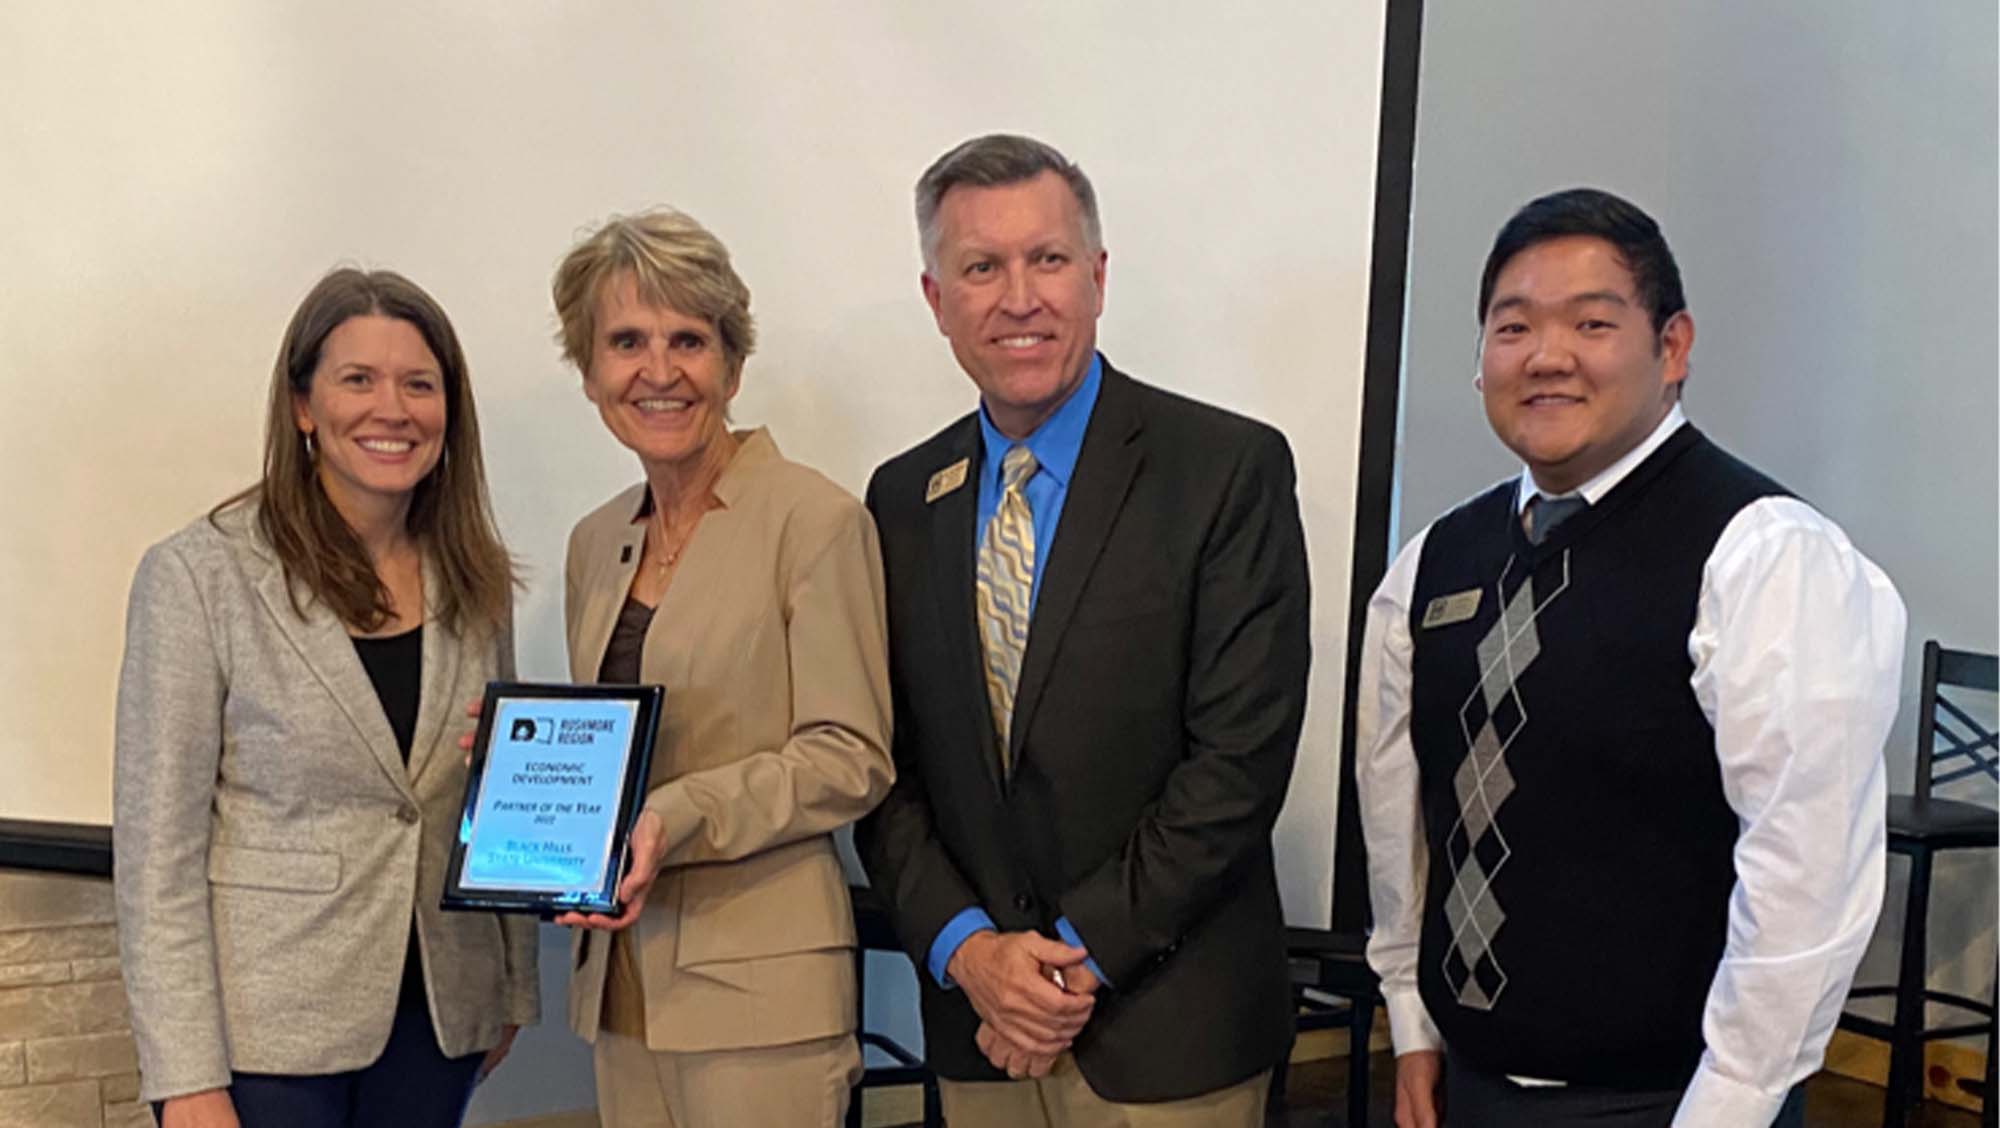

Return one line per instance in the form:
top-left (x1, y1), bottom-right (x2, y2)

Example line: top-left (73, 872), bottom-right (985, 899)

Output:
top-left (1421, 588), bottom-right (1482, 629)
top-left (926, 458), bottom-right (970, 503)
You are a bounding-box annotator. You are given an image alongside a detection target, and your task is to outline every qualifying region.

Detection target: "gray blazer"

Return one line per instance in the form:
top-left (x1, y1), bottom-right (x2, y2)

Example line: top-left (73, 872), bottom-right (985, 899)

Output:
top-left (113, 503), bottom-right (539, 1102)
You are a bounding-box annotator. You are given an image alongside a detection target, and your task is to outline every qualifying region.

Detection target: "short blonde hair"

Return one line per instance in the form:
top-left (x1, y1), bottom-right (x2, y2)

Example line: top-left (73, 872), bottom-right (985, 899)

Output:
top-left (551, 208), bottom-right (756, 377)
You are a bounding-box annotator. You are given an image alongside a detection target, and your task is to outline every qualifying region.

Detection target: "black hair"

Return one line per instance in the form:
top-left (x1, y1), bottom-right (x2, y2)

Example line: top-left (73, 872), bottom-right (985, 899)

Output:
top-left (1477, 187), bottom-right (1686, 333)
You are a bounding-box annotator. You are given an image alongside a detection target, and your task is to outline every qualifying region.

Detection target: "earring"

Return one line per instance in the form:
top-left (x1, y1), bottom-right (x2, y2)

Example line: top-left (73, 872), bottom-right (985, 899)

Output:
top-left (302, 431), bottom-right (317, 461)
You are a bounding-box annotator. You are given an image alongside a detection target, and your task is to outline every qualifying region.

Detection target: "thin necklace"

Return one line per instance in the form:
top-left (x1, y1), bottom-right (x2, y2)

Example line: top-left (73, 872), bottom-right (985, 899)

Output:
top-left (645, 438), bottom-right (733, 577)
top-left (649, 503), bottom-right (700, 576)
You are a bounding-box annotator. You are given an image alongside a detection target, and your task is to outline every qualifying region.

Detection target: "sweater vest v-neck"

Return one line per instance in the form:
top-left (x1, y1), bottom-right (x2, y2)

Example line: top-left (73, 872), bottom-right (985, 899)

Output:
top-left (1407, 424), bottom-right (1788, 1087)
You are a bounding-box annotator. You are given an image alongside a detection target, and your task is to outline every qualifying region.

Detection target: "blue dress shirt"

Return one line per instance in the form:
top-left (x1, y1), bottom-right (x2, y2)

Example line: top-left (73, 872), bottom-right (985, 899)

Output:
top-left (926, 355), bottom-right (1111, 990)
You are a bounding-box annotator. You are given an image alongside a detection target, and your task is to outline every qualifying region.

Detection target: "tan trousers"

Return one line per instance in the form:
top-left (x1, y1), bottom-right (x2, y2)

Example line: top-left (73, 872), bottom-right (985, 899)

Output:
top-left (938, 1054), bottom-right (1270, 1128)
top-left (592, 1030), bottom-right (862, 1128)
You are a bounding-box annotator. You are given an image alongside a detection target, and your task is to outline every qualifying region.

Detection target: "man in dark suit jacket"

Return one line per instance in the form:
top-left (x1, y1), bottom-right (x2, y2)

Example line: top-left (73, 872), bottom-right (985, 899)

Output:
top-left (857, 133), bottom-right (1312, 1126)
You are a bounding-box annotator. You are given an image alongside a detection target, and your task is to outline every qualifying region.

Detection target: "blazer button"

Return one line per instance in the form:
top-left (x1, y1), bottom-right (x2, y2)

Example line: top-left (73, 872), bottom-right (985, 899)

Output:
top-left (1013, 893), bottom-right (1034, 913)
top-left (397, 805), bottom-right (421, 824)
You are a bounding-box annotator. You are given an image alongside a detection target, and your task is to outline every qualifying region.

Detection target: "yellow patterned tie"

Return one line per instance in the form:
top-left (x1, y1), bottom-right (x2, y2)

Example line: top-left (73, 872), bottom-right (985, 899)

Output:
top-left (976, 445), bottom-right (1038, 771)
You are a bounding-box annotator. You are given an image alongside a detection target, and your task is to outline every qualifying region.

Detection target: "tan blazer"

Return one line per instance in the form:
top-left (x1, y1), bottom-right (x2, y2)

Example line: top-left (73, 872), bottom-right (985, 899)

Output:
top-left (562, 429), bottom-right (893, 1052)
top-left (112, 503), bottom-right (540, 1103)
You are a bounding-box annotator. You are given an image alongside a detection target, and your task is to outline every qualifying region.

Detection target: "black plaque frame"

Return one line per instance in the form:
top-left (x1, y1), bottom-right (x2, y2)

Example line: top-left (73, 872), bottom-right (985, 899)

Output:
top-left (442, 680), bottom-right (662, 918)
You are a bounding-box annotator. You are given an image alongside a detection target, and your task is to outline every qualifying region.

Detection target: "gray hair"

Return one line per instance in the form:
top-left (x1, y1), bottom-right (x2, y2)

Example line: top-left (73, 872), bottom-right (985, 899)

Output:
top-left (915, 133), bottom-right (1102, 270)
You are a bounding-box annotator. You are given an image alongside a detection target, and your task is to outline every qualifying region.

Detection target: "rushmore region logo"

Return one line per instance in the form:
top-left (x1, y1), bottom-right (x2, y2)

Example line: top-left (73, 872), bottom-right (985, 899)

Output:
top-left (509, 717), bottom-right (555, 744)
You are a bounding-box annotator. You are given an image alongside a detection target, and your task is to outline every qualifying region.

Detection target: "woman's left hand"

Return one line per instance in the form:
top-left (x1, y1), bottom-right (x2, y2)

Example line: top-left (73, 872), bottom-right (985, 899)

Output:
top-left (553, 809), bottom-right (665, 932)
top-left (476, 1025), bottom-right (519, 1083)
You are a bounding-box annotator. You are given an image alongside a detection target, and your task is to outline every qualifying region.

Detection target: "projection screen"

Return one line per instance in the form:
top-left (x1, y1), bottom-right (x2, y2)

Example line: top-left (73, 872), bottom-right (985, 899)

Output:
top-left (0, 1), bottom-right (1406, 929)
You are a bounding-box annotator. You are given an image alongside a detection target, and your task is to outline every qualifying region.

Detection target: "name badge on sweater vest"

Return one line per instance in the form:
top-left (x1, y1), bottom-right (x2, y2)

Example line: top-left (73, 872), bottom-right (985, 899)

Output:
top-left (1421, 588), bottom-right (1482, 629)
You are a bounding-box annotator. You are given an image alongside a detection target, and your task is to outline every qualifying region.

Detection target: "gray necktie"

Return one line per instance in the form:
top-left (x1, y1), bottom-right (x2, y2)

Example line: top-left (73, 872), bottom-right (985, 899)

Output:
top-left (1524, 494), bottom-right (1588, 545)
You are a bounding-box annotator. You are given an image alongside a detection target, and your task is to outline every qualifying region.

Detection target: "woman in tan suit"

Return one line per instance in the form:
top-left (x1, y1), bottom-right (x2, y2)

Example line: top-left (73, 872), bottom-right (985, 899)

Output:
top-left (547, 209), bottom-right (893, 1127)
top-left (114, 269), bottom-right (538, 1128)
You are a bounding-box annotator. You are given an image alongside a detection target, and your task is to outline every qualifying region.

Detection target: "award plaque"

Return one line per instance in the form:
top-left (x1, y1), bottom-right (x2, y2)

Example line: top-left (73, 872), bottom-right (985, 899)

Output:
top-left (442, 681), bottom-right (663, 917)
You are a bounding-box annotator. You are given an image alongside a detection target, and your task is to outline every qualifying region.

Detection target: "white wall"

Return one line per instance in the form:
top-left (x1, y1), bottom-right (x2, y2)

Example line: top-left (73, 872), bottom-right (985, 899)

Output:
top-left (1394, 0), bottom-right (1997, 1030)
top-left (0, 2), bottom-right (1391, 927)
top-left (1, 4), bottom-right (1396, 1121)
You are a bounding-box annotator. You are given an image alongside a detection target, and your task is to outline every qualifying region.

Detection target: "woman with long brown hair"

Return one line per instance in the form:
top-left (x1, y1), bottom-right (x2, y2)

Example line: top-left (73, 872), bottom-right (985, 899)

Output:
top-left (114, 268), bottom-right (538, 1128)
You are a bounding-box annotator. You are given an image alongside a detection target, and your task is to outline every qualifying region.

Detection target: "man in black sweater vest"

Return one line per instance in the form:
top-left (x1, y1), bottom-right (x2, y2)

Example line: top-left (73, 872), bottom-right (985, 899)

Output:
top-left (1356, 189), bottom-right (1906, 1127)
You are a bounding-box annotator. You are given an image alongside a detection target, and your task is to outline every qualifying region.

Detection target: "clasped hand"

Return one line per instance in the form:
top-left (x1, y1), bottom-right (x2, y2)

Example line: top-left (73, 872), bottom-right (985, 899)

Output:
top-left (948, 929), bottom-right (1099, 1079)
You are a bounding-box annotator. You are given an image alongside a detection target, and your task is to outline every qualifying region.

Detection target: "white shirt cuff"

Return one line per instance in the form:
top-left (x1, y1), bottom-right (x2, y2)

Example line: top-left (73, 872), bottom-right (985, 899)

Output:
top-left (1673, 1063), bottom-right (1788, 1127)
top-left (1382, 986), bottom-right (1442, 1055)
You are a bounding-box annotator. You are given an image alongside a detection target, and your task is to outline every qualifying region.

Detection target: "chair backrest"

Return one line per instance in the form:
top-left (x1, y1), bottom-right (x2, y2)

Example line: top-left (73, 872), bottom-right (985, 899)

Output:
top-left (1915, 639), bottom-right (2000, 801)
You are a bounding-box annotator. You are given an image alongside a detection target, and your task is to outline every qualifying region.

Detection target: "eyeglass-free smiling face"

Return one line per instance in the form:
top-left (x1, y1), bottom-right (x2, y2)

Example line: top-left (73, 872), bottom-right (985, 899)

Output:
top-left (292, 313), bottom-right (446, 519)
top-left (582, 270), bottom-right (738, 474)
top-left (922, 170), bottom-right (1107, 440)
top-left (1479, 235), bottom-right (1692, 495)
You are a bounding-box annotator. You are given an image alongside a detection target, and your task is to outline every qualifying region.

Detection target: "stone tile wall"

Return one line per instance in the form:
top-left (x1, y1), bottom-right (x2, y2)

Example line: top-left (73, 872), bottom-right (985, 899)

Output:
top-left (0, 870), bottom-right (152, 1128)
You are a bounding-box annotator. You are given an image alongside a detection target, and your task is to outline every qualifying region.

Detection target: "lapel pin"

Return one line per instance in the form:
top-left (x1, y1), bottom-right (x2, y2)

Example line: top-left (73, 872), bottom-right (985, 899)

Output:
top-left (926, 458), bottom-right (970, 503)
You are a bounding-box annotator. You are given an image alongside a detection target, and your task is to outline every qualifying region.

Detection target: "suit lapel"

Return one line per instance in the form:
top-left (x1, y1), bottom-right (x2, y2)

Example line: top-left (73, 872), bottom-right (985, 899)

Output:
top-left (248, 547), bottom-right (413, 799)
top-left (572, 490), bottom-right (649, 684)
top-left (405, 556), bottom-right (462, 789)
top-left (644, 428), bottom-right (774, 690)
top-left (927, 417), bottom-right (1007, 795)
top-left (1008, 368), bottom-right (1144, 768)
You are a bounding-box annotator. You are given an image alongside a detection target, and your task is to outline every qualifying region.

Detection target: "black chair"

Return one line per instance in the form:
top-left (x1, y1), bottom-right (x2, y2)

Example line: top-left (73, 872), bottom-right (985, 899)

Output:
top-left (847, 884), bottom-right (942, 1128)
top-left (1272, 926), bottom-right (1381, 1127)
top-left (1839, 641), bottom-right (1998, 1128)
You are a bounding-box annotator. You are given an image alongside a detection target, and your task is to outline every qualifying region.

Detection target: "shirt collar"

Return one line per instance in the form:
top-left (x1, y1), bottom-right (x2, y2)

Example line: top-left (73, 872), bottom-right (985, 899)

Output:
top-left (977, 353), bottom-right (1103, 490)
top-left (1514, 403), bottom-right (1687, 514)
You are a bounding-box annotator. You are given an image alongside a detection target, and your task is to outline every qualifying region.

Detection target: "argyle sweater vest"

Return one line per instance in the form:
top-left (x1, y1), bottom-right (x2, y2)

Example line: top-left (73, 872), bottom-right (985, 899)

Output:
top-left (1407, 425), bottom-right (1788, 1087)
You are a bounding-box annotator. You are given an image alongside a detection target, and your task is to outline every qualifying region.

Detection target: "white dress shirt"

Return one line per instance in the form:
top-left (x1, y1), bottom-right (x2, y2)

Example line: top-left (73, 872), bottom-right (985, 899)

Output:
top-left (1355, 406), bottom-right (1906, 1126)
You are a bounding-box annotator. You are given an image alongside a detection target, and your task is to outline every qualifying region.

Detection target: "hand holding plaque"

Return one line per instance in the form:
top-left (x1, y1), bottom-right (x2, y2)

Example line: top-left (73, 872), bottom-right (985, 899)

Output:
top-left (443, 682), bottom-right (662, 917)
top-left (549, 807), bottom-right (664, 931)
